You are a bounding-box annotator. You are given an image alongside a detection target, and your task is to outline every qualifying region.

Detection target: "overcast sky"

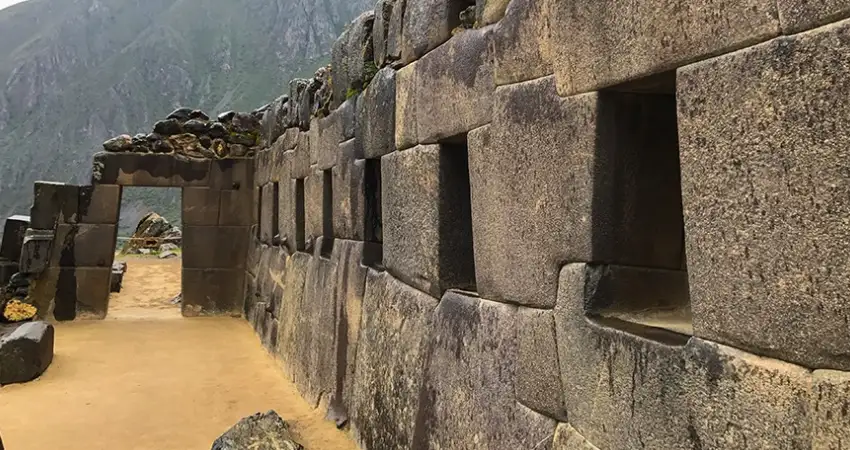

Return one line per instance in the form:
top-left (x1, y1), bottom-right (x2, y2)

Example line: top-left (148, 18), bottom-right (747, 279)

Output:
top-left (0, 0), bottom-right (27, 11)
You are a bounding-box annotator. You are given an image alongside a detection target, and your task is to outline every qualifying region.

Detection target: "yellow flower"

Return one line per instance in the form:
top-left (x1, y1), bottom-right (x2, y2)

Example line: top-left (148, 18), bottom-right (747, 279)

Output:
top-left (3, 300), bottom-right (37, 322)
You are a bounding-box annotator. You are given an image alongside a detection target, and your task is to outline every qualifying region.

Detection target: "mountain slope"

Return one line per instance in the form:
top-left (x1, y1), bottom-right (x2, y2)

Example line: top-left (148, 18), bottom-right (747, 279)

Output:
top-left (0, 0), bottom-right (371, 230)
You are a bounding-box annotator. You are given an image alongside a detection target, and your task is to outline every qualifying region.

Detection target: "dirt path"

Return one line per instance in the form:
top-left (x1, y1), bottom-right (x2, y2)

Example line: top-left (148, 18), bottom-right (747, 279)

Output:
top-left (107, 256), bottom-right (182, 319)
top-left (0, 258), bottom-right (358, 450)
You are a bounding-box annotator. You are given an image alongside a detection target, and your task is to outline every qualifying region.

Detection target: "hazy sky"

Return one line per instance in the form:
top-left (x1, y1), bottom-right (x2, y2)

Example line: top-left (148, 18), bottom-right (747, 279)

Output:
top-left (0, 0), bottom-right (27, 11)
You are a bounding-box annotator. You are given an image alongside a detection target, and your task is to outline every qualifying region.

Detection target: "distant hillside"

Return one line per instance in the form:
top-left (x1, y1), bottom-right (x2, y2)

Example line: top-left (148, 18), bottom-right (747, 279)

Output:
top-left (0, 0), bottom-right (371, 232)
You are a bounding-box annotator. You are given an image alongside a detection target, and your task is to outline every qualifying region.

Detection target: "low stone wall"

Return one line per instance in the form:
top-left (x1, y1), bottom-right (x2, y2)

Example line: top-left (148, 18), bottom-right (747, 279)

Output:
top-left (246, 0), bottom-right (850, 448)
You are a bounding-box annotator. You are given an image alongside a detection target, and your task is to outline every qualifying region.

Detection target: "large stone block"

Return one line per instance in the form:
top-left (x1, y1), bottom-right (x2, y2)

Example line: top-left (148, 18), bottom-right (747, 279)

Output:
top-left (1, 215), bottom-right (30, 263)
top-left (373, 0), bottom-right (396, 67)
top-left (548, 0), bottom-right (780, 96)
top-left (331, 11), bottom-right (376, 110)
top-left (0, 322), bottom-right (54, 386)
top-left (470, 77), bottom-right (685, 308)
top-left (77, 184), bottom-right (121, 224)
top-left (491, 0), bottom-right (553, 86)
top-left (182, 187), bottom-right (221, 226)
top-left (350, 270), bottom-right (438, 450)
top-left (394, 62), bottom-right (418, 150)
top-left (218, 188), bottom-right (253, 226)
top-left (259, 184), bottom-right (277, 244)
top-left (50, 224), bottom-right (116, 268)
top-left (415, 28), bottom-right (494, 144)
top-left (182, 226), bottom-right (249, 269)
top-left (262, 94), bottom-right (289, 147)
top-left (290, 131), bottom-right (311, 179)
top-left (516, 308), bottom-right (566, 420)
top-left (312, 113), bottom-right (344, 171)
top-left (778, 0), bottom-right (850, 33)
top-left (210, 159), bottom-right (254, 191)
top-left (30, 182), bottom-right (79, 228)
top-left (304, 168), bottom-right (324, 252)
top-left (92, 152), bottom-right (211, 187)
top-left (476, 0), bottom-right (509, 25)
top-left (811, 370), bottom-right (850, 448)
top-left (19, 229), bottom-right (53, 274)
top-left (73, 267), bottom-right (113, 318)
top-left (552, 424), bottom-right (600, 450)
top-left (382, 145), bottom-right (476, 298)
top-left (682, 338), bottom-right (812, 449)
top-left (277, 252), bottom-right (310, 376)
top-left (413, 291), bottom-right (556, 448)
top-left (400, 0), bottom-right (465, 64)
top-left (677, 22), bottom-right (850, 370)
top-left (358, 67), bottom-right (397, 159)
top-left (182, 268), bottom-right (245, 317)
top-left (554, 263), bottom-right (694, 449)
top-left (332, 140), bottom-right (366, 241)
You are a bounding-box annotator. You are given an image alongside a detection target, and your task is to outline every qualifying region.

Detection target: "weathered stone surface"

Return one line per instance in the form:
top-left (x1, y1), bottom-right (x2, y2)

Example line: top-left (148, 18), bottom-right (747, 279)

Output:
top-left (260, 183), bottom-right (277, 244)
top-left (373, 0), bottom-right (396, 67)
top-left (554, 263), bottom-right (694, 449)
top-left (492, 0), bottom-right (552, 85)
top-left (312, 114), bottom-right (344, 171)
top-left (211, 410), bottom-right (303, 450)
top-left (30, 182), bottom-right (79, 228)
top-left (262, 95), bottom-right (289, 148)
top-left (778, 0), bottom-right (850, 33)
top-left (50, 224), bottom-right (116, 268)
top-left (683, 338), bottom-right (812, 449)
top-left (548, 0), bottom-right (780, 96)
top-left (811, 370), bottom-right (850, 449)
top-left (219, 188), bottom-right (253, 226)
top-left (358, 67), bottom-right (396, 159)
top-left (73, 267), bottom-right (113, 318)
top-left (277, 252), bottom-right (309, 376)
top-left (92, 152), bottom-right (210, 187)
top-left (77, 185), bottom-right (121, 224)
top-left (210, 159), bottom-right (254, 191)
top-left (304, 168), bottom-right (324, 252)
top-left (350, 270), bottom-right (437, 450)
top-left (182, 268), bottom-right (245, 317)
top-left (387, 0), bottom-right (406, 63)
top-left (339, 97), bottom-right (358, 142)
top-left (182, 187), bottom-right (221, 226)
top-left (289, 131), bottom-right (311, 179)
top-left (1, 215), bottom-right (30, 263)
top-left (413, 291), bottom-right (556, 448)
top-left (516, 307), bottom-right (566, 420)
top-left (182, 226), bottom-right (249, 269)
top-left (400, 0), bottom-right (465, 64)
top-left (19, 229), bottom-right (53, 274)
top-left (476, 0), bottom-right (509, 25)
top-left (382, 145), bottom-right (476, 298)
top-left (415, 27), bottom-right (494, 143)
top-left (394, 62), bottom-right (418, 150)
top-left (552, 424), bottom-right (600, 450)
top-left (677, 22), bottom-right (850, 370)
top-left (331, 11), bottom-right (377, 109)
top-left (470, 77), bottom-right (685, 308)
top-left (0, 321), bottom-right (54, 386)
top-left (332, 140), bottom-right (366, 241)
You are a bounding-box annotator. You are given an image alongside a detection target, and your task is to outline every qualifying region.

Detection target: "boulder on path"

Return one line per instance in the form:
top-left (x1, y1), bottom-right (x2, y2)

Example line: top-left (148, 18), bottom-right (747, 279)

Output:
top-left (121, 212), bottom-right (182, 255)
top-left (212, 411), bottom-right (303, 450)
top-left (0, 321), bottom-right (54, 385)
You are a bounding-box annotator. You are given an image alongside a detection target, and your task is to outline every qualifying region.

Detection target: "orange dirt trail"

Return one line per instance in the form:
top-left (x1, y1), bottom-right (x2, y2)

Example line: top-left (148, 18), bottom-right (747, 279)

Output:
top-left (0, 257), bottom-right (358, 450)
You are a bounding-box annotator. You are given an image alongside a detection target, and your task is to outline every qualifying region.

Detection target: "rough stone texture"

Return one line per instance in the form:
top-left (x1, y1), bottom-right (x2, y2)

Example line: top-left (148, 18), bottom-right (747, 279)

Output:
top-left (683, 338), bottom-right (812, 449)
top-left (492, 0), bottom-right (553, 85)
top-left (414, 27), bottom-right (494, 144)
top-left (778, 1), bottom-right (850, 33)
top-left (260, 183), bottom-right (276, 244)
top-left (92, 152), bottom-right (211, 187)
top-left (182, 226), bottom-right (249, 269)
top-left (373, 0), bottom-right (396, 67)
top-left (811, 370), bottom-right (850, 449)
top-left (182, 187), bottom-right (221, 226)
top-left (1, 215), bottom-right (30, 263)
top-left (262, 95), bottom-right (290, 148)
top-left (394, 62), bottom-right (418, 150)
top-left (312, 113), bottom-right (344, 171)
top-left (358, 67), bottom-right (396, 159)
top-left (677, 22), bottom-right (850, 370)
top-left (0, 321), bottom-right (54, 386)
top-left (476, 0), bottom-right (510, 26)
top-left (219, 188), bottom-right (253, 226)
top-left (50, 224), bottom-right (116, 268)
top-left (400, 0), bottom-right (465, 64)
top-left (182, 268), bottom-right (245, 317)
top-left (277, 252), bottom-right (309, 378)
top-left (470, 77), bottom-right (685, 308)
top-left (387, 0), bottom-right (406, 64)
top-left (350, 270), bottom-right (437, 450)
top-left (303, 168), bottom-right (324, 252)
top-left (210, 159), bottom-right (254, 192)
top-left (339, 97), bottom-right (358, 143)
top-left (412, 291), bottom-right (556, 449)
top-left (382, 145), bottom-right (476, 298)
top-left (554, 263), bottom-right (694, 449)
top-left (552, 424), bottom-right (600, 450)
top-left (211, 410), bottom-right (303, 450)
top-left (331, 11), bottom-right (376, 110)
top-left (77, 184), bottom-right (121, 224)
top-left (516, 308), bottom-right (566, 420)
top-left (290, 131), bottom-right (311, 179)
top-left (19, 229), bottom-right (54, 274)
top-left (72, 267), bottom-right (113, 318)
top-left (30, 182), bottom-right (79, 228)
top-left (548, 0), bottom-right (781, 96)
top-left (332, 140), bottom-right (366, 241)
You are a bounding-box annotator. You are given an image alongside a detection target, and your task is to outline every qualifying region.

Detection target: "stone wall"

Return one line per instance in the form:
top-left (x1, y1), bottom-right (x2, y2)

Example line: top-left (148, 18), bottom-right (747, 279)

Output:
top-left (246, 1), bottom-right (850, 449)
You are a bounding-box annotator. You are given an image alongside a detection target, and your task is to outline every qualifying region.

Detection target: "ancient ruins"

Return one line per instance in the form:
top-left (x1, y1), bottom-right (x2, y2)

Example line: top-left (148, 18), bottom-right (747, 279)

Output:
top-left (2, 0), bottom-right (850, 448)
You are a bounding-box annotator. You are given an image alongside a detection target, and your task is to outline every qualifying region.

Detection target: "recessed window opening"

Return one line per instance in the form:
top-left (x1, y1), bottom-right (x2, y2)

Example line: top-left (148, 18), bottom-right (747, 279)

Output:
top-left (271, 182), bottom-right (280, 245)
top-left (438, 135), bottom-right (476, 293)
top-left (321, 169), bottom-right (334, 257)
top-left (364, 159), bottom-right (383, 243)
top-left (256, 187), bottom-right (263, 240)
top-left (295, 179), bottom-right (306, 252)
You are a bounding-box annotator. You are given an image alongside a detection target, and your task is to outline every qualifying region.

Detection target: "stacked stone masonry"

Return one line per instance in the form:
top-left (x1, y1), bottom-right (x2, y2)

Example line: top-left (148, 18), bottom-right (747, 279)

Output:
top-left (19, 0), bottom-right (850, 448)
